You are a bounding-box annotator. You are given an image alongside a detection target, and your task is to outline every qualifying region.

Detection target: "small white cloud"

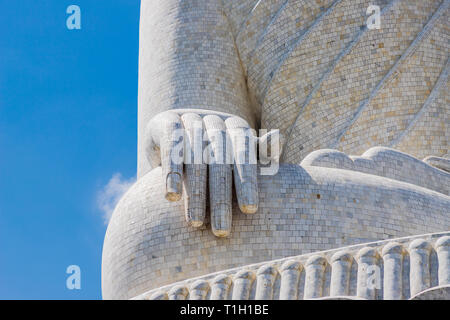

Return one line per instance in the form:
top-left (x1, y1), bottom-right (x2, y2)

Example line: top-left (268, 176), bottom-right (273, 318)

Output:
top-left (97, 173), bottom-right (135, 224)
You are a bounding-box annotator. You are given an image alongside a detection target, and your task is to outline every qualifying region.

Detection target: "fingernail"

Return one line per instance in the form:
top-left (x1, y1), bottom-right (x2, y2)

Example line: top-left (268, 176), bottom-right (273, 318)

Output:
top-left (240, 203), bottom-right (258, 214)
top-left (211, 203), bottom-right (231, 238)
top-left (186, 204), bottom-right (205, 228)
top-left (212, 229), bottom-right (230, 238)
top-left (239, 182), bottom-right (258, 214)
top-left (190, 220), bottom-right (204, 228)
top-left (166, 173), bottom-right (182, 201)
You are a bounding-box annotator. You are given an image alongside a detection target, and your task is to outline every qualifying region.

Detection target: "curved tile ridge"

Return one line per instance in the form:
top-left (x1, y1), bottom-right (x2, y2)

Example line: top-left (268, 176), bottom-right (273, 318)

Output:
top-left (133, 232), bottom-right (450, 300)
top-left (247, 0), bottom-right (336, 107)
top-left (335, 10), bottom-right (449, 157)
top-left (235, 0), bottom-right (287, 74)
top-left (221, 0), bottom-right (260, 38)
top-left (409, 285), bottom-right (450, 300)
top-left (280, 0), bottom-right (443, 163)
top-left (300, 147), bottom-right (450, 195)
top-left (424, 156), bottom-right (450, 173)
top-left (333, 0), bottom-right (450, 150)
top-left (259, 0), bottom-right (345, 107)
top-left (234, 0), bottom-right (264, 38)
top-left (395, 76), bottom-right (450, 159)
top-left (261, 0), bottom-right (394, 142)
top-left (390, 58), bottom-right (450, 149)
top-left (394, 73), bottom-right (449, 160)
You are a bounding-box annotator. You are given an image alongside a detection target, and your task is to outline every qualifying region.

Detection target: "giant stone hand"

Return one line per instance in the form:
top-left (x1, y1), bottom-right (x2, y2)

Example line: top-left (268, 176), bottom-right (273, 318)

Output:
top-left (144, 109), bottom-right (261, 237)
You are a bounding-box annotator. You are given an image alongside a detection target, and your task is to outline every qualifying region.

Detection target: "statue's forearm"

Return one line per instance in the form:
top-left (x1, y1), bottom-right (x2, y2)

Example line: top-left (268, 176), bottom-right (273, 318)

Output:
top-left (138, 0), bottom-right (254, 176)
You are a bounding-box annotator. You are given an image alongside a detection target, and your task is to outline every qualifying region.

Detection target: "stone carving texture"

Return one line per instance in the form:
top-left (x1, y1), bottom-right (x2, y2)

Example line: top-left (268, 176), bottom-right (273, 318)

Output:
top-left (134, 233), bottom-right (450, 300)
top-left (102, 0), bottom-right (450, 300)
top-left (102, 161), bottom-right (450, 299)
top-left (137, 0), bottom-right (449, 176)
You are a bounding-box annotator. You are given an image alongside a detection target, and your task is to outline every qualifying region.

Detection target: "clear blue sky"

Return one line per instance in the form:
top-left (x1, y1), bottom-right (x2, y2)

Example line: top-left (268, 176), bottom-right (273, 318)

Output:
top-left (0, 0), bottom-right (140, 299)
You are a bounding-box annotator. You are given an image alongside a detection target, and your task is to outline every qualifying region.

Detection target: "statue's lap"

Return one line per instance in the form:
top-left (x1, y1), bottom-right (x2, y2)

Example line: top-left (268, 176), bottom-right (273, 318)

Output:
top-left (102, 164), bottom-right (450, 299)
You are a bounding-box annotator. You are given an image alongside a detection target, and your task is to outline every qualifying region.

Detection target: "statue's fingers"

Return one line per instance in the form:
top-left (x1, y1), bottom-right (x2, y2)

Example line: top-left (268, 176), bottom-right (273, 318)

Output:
top-left (225, 117), bottom-right (258, 214)
top-left (203, 115), bottom-right (233, 238)
top-left (160, 112), bottom-right (184, 201)
top-left (181, 113), bottom-right (207, 227)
